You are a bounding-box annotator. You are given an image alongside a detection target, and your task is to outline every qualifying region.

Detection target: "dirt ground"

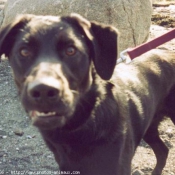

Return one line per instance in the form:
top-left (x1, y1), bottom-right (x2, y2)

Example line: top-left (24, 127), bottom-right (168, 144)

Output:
top-left (0, 0), bottom-right (175, 174)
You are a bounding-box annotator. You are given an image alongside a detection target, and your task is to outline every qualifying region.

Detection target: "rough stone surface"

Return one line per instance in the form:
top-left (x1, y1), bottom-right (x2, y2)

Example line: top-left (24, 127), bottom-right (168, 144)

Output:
top-left (2, 0), bottom-right (152, 52)
top-left (0, 0), bottom-right (6, 26)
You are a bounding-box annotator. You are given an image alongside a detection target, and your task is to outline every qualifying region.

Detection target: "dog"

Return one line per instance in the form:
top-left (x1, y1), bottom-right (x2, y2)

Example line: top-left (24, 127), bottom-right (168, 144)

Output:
top-left (0, 13), bottom-right (175, 175)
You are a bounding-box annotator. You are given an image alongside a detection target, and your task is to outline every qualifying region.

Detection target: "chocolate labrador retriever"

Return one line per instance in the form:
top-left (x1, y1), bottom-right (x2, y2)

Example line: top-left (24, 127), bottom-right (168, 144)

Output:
top-left (0, 13), bottom-right (175, 175)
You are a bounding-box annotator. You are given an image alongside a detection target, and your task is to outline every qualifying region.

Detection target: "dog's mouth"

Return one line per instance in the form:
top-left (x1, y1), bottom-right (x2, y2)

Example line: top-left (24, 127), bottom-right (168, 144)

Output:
top-left (28, 110), bottom-right (71, 129)
top-left (29, 111), bottom-right (60, 118)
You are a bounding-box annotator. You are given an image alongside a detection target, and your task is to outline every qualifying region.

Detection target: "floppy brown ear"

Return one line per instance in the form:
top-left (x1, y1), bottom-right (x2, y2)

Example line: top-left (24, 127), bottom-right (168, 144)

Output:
top-left (69, 13), bottom-right (119, 80)
top-left (0, 14), bottom-right (34, 58)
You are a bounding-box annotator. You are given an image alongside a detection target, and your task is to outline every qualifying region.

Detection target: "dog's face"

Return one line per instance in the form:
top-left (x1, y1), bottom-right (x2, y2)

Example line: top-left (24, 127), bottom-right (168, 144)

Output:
top-left (0, 14), bottom-right (118, 130)
top-left (8, 15), bottom-right (92, 129)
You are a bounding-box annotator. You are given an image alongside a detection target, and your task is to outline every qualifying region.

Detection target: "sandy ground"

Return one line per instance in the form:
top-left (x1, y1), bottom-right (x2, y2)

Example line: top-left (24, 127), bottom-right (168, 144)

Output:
top-left (0, 0), bottom-right (175, 174)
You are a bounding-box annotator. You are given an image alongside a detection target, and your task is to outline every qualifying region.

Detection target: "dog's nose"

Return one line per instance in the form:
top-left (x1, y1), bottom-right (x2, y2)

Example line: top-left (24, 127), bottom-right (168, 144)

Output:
top-left (29, 84), bottom-right (59, 101)
top-left (27, 77), bottom-right (61, 102)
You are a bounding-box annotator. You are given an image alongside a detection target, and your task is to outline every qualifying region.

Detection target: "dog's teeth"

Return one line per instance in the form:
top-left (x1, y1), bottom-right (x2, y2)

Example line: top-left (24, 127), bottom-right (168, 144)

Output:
top-left (35, 111), bottom-right (42, 116)
top-left (29, 111), bottom-right (56, 117)
top-left (36, 111), bottom-right (56, 117)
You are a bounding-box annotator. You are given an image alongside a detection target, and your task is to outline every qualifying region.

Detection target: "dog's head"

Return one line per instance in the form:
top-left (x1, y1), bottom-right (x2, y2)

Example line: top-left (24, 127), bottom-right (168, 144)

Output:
top-left (0, 14), bottom-right (118, 130)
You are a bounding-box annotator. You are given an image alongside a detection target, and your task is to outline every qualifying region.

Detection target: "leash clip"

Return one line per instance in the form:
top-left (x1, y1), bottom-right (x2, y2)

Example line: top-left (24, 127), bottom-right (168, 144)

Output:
top-left (117, 49), bottom-right (132, 64)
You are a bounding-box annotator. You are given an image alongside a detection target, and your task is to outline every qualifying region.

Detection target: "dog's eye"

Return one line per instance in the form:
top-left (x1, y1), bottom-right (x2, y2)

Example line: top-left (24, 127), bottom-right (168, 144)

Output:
top-left (65, 46), bottom-right (76, 56)
top-left (20, 48), bottom-right (32, 57)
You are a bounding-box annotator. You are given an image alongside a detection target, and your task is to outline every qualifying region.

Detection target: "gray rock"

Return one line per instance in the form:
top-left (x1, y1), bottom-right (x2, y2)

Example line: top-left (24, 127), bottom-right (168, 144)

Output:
top-left (13, 129), bottom-right (24, 136)
top-left (132, 169), bottom-right (144, 175)
top-left (2, 0), bottom-right (152, 53)
top-left (0, 0), bottom-right (6, 26)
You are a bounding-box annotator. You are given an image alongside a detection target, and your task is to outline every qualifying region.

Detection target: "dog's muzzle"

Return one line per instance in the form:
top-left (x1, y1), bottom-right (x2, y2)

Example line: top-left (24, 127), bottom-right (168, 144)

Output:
top-left (22, 74), bottom-right (76, 130)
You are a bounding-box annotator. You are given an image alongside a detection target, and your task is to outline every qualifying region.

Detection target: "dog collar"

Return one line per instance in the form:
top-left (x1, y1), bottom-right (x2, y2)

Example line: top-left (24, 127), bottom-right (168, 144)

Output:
top-left (117, 28), bottom-right (175, 64)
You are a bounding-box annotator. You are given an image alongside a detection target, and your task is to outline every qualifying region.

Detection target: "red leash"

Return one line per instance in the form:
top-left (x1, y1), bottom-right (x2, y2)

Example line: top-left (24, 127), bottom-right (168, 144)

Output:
top-left (117, 28), bottom-right (175, 63)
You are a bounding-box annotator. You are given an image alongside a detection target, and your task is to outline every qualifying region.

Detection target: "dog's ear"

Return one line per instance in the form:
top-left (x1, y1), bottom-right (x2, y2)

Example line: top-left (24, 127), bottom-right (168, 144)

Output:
top-left (68, 13), bottom-right (119, 80)
top-left (0, 14), bottom-right (33, 58)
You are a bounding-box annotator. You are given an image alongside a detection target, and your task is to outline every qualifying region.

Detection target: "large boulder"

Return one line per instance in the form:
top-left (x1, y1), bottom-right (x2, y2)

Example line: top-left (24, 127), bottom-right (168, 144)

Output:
top-left (0, 0), bottom-right (6, 26)
top-left (2, 0), bottom-right (152, 53)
